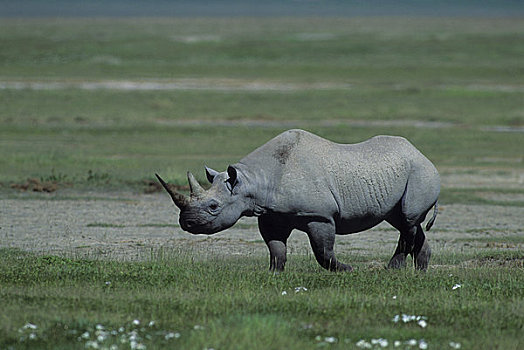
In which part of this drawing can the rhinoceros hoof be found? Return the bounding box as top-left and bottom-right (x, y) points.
(387, 254), (407, 269)
(339, 264), (354, 272)
(414, 247), (431, 271)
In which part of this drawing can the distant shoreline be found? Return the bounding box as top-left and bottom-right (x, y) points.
(2, 0), (524, 18)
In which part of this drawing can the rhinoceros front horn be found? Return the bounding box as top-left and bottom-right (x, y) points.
(155, 173), (189, 209)
(187, 171), (205, 198)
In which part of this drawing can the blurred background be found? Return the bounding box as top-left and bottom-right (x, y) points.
(1, 0), (523, 204)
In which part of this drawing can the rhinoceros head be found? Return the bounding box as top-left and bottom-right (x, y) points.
(156, 166), (252, 234)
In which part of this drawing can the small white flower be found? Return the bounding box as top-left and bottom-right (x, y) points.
(405, 314), (424, 323)
(371, 338), (388, 347)
(81, 331), (90, 339)
(394, 340), (402, 347)
(130, 341), (147, 350)
(85, 340), (99, 349)
(128, 331), (139, 342)
(452, 284), (461, 290)
(281, 291), (287, 295)
(23, 323), (38, 330)
(165, 332), (181, 340)
(449, 342), (461, 349)
(148, 320), (155, 327)
(132, 319), (140, 326)
(95, 324), (104, 330)
(356, 339), (372, 349)
(295, 286), (308, 293)
(392, 295), (397, 299)
(118, 327), (125, 333)
(110, 345), (118, 350)
(394, 314), (427, 325)
(324, 336), (337, 343)
(194, 325), (204, 330)
(29, 333), (37, 340)
(406, 339), (418, 346)
(419, 340), (428, 349)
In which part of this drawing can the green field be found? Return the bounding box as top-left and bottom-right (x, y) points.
(1, 248), (523, 350)
(0, 17), (523, 190)
(0, 16), (523, 349)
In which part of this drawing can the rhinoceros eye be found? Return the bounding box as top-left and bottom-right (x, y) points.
(208, 200), (220, 212)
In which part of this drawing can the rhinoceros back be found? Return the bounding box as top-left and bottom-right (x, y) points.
(239, 129), (438, 232)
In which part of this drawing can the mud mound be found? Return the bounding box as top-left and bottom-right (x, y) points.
(10, 178), (62, 193)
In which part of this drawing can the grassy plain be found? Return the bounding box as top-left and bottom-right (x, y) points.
(1, 248), (523, 350)
(0, 16), (523, 349)
(0, 17), (523, 190)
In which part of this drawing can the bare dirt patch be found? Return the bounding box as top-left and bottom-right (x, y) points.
(1, 191), (522, 265)
(10, 178), (62, 193)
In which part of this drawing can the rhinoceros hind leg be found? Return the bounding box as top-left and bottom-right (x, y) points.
(387, 222), (431, 271)
(258, 215), (292, 272)
(387, 224), (416, 269)
(388, 253), (407, 269)
(411, 225), (431, 271)
(306, 221), (353, 272)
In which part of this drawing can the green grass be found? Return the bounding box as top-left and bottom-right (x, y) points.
(0, 17), (523, 193)
(1, 18), (523, 83)
(0, 248), (522, 350)
(439, 188), (524, 207)
(2, 87), (523, 127)
(0, 16), (523, 348)
(1, 123), (522, 200)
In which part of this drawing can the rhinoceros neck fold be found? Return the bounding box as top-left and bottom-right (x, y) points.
(233, 161), (271, 216)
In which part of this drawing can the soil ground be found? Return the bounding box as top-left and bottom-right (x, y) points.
(2, 187), (522, 266)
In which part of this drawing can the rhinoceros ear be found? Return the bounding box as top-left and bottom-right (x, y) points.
(226, 165), (239, 192)
(205, 166), (220, 184)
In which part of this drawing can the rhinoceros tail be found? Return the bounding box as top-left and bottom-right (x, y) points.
(425, 201), (438, 231)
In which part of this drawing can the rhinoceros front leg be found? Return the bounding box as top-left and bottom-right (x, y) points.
(258, 215), (292, 272)
(305, 220), (353, 272)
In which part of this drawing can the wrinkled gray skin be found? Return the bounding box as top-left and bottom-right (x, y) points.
(157, 129), (440, 272)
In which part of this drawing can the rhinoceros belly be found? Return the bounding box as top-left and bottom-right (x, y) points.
(329, 154), (409, 234)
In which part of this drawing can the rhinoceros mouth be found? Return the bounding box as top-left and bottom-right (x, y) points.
(179, 214), (219, 235)
(179, 212), (238, 235)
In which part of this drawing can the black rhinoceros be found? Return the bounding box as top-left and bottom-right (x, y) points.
(157, 129), (440, 271)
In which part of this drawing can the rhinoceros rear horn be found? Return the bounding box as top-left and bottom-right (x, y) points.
(187, 171), (205, 198)
(155, 173), (189, 209)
